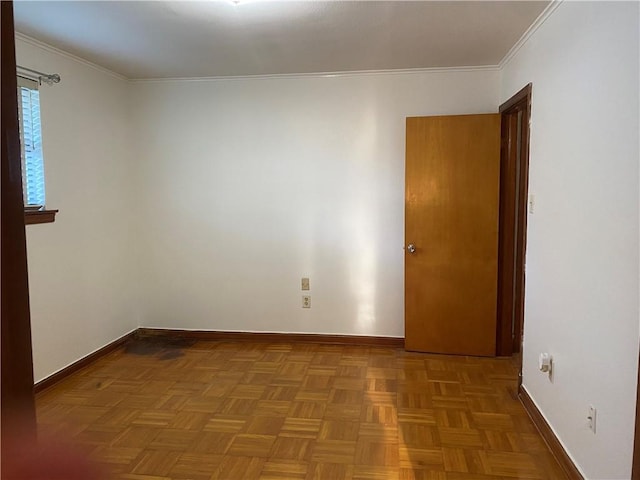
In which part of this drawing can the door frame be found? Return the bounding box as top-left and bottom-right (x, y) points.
(1, 0), (38, 459)
(496, 84), (532, 365)
(633, 351), (640, 479)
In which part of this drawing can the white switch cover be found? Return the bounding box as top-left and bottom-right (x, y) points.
(301, 278), (310, 290)
(528, 194), (535, 214)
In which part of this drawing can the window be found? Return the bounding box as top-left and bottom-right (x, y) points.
(17, 76), (56, 224)
(17, 76), (45, 206)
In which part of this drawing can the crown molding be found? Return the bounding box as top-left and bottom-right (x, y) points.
(129, 64), (500, 84)
(499, 0), (564, 69)
(11, 33), (502, 83)
(15, 32), (128, 82)
(18, 3), (558, 85)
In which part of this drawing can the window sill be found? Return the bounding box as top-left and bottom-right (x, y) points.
(25, 209), (58, 225)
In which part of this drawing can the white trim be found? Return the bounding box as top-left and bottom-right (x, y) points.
(129, 65), (500, 84)
(15, 32), (128, 82)
(499, 0), (564, 69)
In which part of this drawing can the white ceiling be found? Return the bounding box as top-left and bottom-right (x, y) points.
(14, 1), (549, 79)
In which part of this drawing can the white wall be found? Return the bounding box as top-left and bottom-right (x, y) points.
(16, 37), (139, 383)
(130, 70), (499, 337)
(500, 2), (639, 478)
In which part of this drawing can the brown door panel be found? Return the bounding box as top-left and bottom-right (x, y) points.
(405, 114), (500, 356)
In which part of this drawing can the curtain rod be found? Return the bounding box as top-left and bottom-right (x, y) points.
(17, 65), (61, 85)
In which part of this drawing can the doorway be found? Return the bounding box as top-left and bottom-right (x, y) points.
(404, 85), (532, 363)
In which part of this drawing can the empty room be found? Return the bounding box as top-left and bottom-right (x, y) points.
(1, 1), (639, 479)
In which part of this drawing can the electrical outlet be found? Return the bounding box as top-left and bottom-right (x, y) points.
(302, 295), (311, 308)
(588, 405), (596, 433)
(301, 278), (310, 290)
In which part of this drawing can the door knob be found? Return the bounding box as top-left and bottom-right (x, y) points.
(407, 243), (416, 254)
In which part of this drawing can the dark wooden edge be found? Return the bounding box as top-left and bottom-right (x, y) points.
(2, 0), (38, 454)
(499, 83), (532, 113)
(495, 112), (516, 357)
(136, 328), (405, 348)
(519, 386), (584, 480)
(496, 83), (532, 392)
(34, 330), (137, 394)
(632, 348), (640, 479)
(512, 95), (531, 359)
(25, 208), (58, 225)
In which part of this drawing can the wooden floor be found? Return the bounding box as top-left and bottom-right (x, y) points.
(35, 338), (567, 479)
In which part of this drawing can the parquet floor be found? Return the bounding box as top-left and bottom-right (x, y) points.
(35, 338), (567, 479)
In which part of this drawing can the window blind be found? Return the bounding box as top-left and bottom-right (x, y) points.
(17, 76), (45, 207)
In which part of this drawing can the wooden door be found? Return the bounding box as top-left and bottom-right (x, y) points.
(405, 114), (500, 356)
